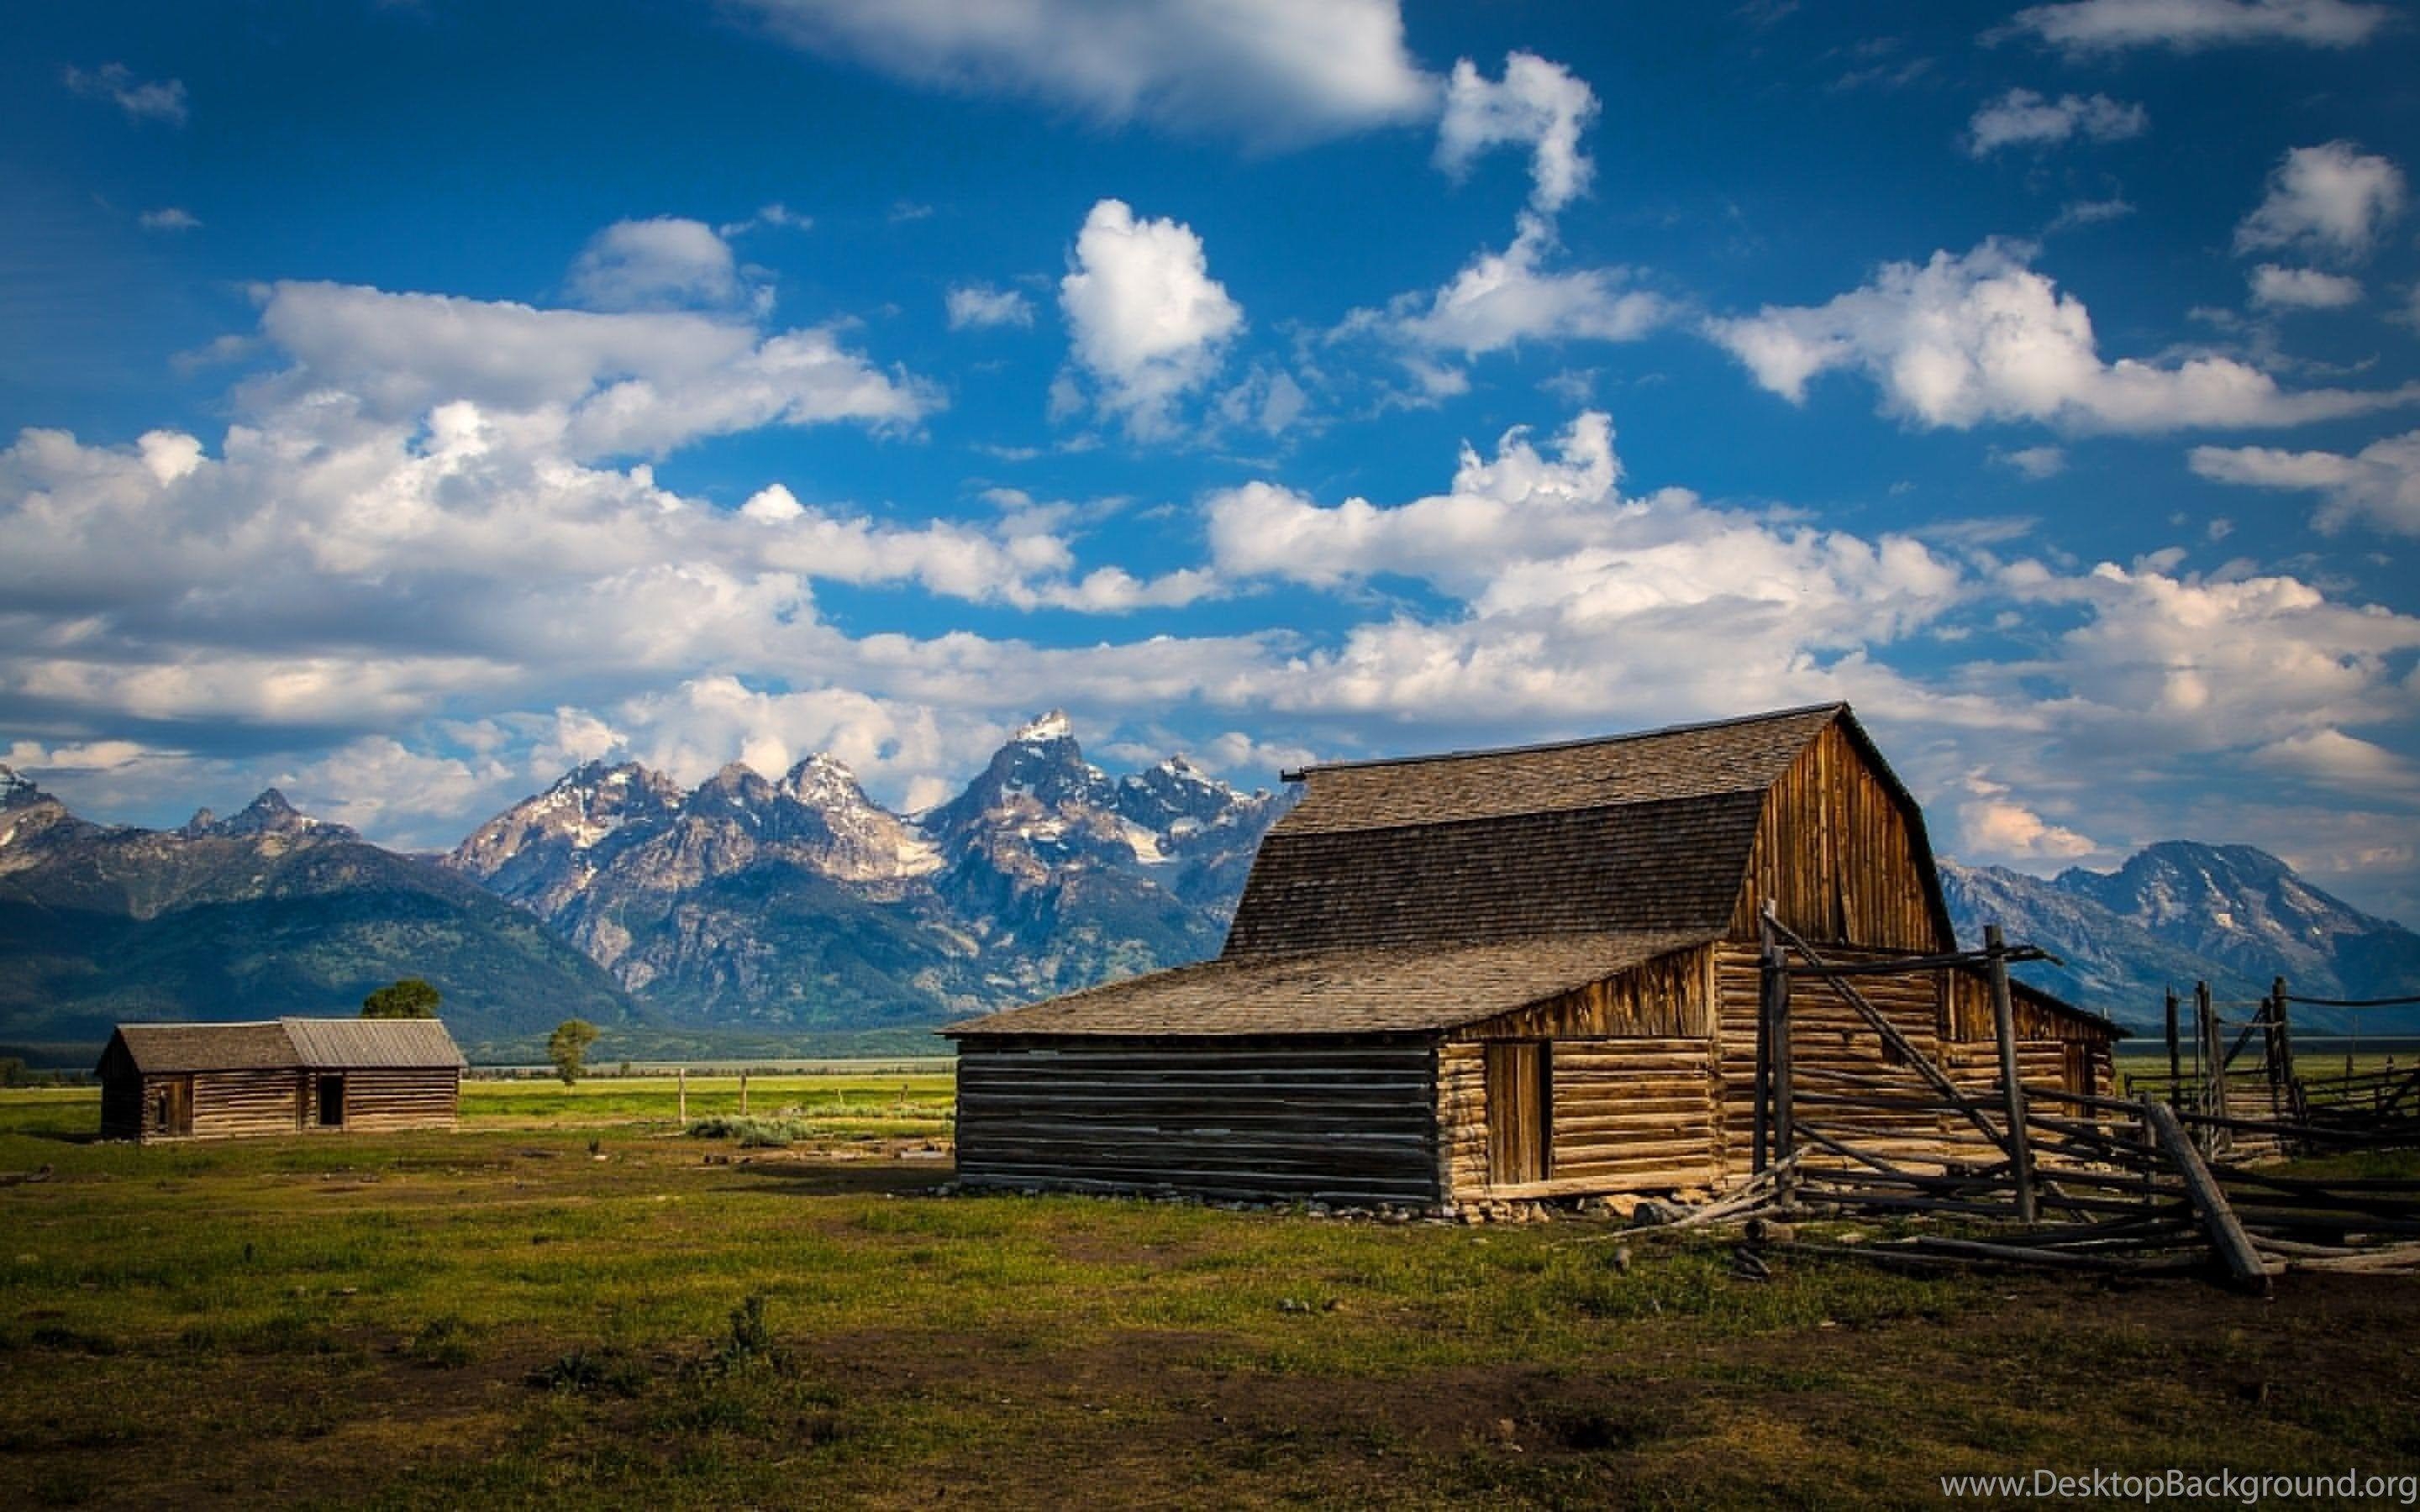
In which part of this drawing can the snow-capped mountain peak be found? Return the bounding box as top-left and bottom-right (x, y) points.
(781, 751), (866, 807)
(1014, 709), (1074, 744)
(0, 765), (81, 855)
(434, 716), (1292, 1019)
(0, 764), (43, 810)
(204, 788), (352, 841)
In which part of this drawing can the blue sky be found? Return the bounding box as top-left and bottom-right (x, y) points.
(4, 0), (2420, 916)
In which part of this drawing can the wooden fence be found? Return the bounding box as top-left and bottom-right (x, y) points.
(1708, 907), (2420, 1293)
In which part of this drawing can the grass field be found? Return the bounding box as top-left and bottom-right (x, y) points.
(4, 1084), (2418, 1508)
(451, 1074), (957, 1133)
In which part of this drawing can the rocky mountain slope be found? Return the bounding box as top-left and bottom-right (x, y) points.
(442, 713), (1289, 1027)
(1944, 843), (2420, 1031)
(0, 769), (634, 1055)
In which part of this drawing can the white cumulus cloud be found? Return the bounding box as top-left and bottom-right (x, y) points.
(1058, 198), (1244, 437)
(2002, 0), (2392, 54)
(2252, 727), (2420, 796)
(1435, 52), (1598, 213)
(1332, 213), (1663, 404)
(567, 217), (758, 312)
(2248, 264), (2364, 309)
(1964, 89), (2147, 155)
(61, 62), (187, 125)
(1706, 239), (2420, 433)
(2190, 430), (2420, 534)
(252, 278), (931, 459)
(1994, 444), (2069, 479)
(1959, 771), (2100, 859)
(946, 284), (1036, 330)
(2234, 141), (2408, 262)
(735, 0), (1436, 147)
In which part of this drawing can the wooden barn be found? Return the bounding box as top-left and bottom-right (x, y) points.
(944, 704), (2121, 1207)
(97, 1017), (466, 1143)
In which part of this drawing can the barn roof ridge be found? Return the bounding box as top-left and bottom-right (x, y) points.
(1279, 701), (1849, 782)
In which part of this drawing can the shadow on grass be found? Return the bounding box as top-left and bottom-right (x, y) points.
(713, 1156), (954, 1199)
(17, 1127), (101, 1147)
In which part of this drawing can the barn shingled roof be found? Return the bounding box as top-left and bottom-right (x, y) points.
(945, 931), (1714, 1038)
(104, 1017), (466, 1074)
(1222, 704), (1885, 958)
(1267, 703), (1843, 834)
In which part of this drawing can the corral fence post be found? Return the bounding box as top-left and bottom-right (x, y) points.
(1753, 916), (1773, 1175)
(1758, 904), (1793, 1186)
(1985, 923), (2036, 1225)
(2270, 976), (2303, 1124)
(2197, 977), (2217, 1108)
(678, 1065), (687, 1122)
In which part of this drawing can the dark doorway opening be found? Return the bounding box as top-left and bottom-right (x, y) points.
(317, 1074), (345, 1128)
(149, 1077), (192, 1138)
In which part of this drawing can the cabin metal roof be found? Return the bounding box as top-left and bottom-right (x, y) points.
(103, 1017), (466, 1074)
(281, 1017), (466, 1069)
(944, 931), (1718, 1038)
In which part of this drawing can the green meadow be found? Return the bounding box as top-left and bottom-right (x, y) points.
(3, 1083), (2417, 1508)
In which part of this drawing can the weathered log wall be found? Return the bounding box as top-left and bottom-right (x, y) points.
(1438, 1035), (1723, 1200)
(1452, 946), (1714, 1042)
(1438, 946), (1723, 1200)
(187, 1068), (307, 1141)
(1946, 972), (2112, 1044)
(309, 1069), (461, 1133)
(115, 1067), (460, 1142)
(1714, 942), (1949, 1164)
(955, 1039), (1440, 1205)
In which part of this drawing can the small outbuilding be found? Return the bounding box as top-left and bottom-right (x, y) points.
(97, 1017), (466, 1142)
(944, 704), (2121, 1207)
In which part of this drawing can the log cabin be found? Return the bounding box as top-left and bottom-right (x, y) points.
(944, 703), (2121, 1207)
(97, 1017), (466, 1142)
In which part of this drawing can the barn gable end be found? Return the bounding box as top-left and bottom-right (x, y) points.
(1724, 715), (1954, 953)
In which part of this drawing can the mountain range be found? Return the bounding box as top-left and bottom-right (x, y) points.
(0, 770), (631, 1060)
(4, 716), (2417, 1061)
(443, 711), (1286, 1034)
(1940, 845), (2420, 1034)
(0, 714), (1287, 1058)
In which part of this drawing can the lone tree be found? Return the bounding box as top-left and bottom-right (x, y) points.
(362, 978), (442, 1019)
(548, 1019), (599, 1086)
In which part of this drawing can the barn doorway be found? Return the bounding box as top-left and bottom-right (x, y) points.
(316, 1074), (345, 1127)
(148, 1077), (192, 1138)
(1486, 1042), (1551, 1185)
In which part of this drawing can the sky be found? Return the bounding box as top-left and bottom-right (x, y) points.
(4, 0), (2420, 917)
